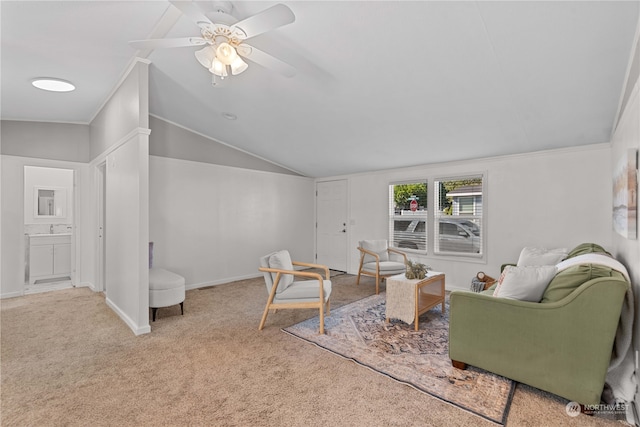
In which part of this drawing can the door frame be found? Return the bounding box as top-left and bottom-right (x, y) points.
(96, 161), (107, 292)
(22, 164), (78, 293)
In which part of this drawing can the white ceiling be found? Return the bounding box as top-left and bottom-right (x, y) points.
(2, 1), (638, 177)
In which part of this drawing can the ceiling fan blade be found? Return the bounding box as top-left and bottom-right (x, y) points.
(169, 1), (216, 31)
(237, 44), (296, 78)
(231, 4), (295, 39)
(129, 37), (207, 50)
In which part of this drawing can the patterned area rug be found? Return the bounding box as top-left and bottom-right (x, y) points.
(283, 294), (515, 425)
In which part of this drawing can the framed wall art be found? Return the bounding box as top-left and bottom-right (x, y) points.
(613, 148), (638, 239)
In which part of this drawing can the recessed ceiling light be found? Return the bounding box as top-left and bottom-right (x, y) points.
(222, 112), (237, 120)
(31, 78), (76, 92)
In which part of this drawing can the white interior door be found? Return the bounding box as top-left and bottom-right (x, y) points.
(316, 180), (348, 272)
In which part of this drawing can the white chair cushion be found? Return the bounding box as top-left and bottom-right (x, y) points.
(149, 268), (185, 308)
(362, 261), (406, 274)
(274, 279), (332, 303)
(360, 240), (389, 263)
(268, 250), (294, 292)
(149, 268), (185, 290)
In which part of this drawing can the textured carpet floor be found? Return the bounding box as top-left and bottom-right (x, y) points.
(0, 273), (629, 426)
(284, 294), (514, 424)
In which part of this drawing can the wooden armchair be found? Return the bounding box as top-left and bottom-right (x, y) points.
(258, 250), (332, 334)
(356, 240), (408, 294)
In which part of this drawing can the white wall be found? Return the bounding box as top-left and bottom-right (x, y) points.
(149, 116), (301, 176)
(90, 62), (149, 161)
(149, 156), (315, 288)
(1, 156), (30, 297)
(321, 143), (612, 290)
(611, 40), (640, 410)
(105, 134), (150, 333)
(89, 59), (150, 335)
(1, 120), (90, 162)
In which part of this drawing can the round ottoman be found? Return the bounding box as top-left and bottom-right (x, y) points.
(149, 267), (185, 321)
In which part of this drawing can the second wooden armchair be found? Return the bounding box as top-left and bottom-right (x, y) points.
(356, 240), (408, 294)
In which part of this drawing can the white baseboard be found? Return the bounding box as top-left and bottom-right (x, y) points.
(105, 296), (151, 336)
(0, 290), (23, 299)
(2, 282), (96, 299)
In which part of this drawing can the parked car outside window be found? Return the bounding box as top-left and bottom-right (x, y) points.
(393, 218), (480, 253)
(394, 219), (427, 251)
(437, 219), (480, 253)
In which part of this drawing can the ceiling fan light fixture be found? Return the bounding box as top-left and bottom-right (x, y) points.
(215, 42), (238, 65)
(209, 57), (228, 77)
(130, 3), (296, 83)
(230, 56), (248, 75)
(195, 46), (216, 69)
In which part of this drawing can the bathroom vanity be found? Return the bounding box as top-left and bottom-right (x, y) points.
(28, 234), (71, 285)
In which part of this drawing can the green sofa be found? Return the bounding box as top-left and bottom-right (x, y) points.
(449, 244), (630, 405)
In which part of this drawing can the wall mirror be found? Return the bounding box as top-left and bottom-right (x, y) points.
(34, 187), (67, 218)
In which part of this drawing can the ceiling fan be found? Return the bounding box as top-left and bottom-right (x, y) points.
(130, 1), (296, 81)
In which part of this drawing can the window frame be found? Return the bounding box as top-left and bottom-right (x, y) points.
(433, 174), (486, 259)
(388, 180), (428, 254)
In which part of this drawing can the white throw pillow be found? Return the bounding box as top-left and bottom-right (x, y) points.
(494, 265), (557, 302)
(517, 247), (568, 267)
(492, 269), (509, 297)
(360, 240), (389, 263)
(268, 250), (294, 292)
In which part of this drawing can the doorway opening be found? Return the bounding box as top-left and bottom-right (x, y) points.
(23, 166), (75, 294)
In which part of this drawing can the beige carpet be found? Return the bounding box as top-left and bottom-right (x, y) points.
(0, 273), (630, 426)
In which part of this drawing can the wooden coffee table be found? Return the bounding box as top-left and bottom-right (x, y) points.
(385, 272), (445, 331)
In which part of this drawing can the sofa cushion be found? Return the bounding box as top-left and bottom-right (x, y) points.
(517, 247), (568, 266)
(541, 264), (625, 303)
(268, 250), (294, 293)
(493, 265), (557, 302)
(538, 243), (616, 303)
(564, 243), (610, 260)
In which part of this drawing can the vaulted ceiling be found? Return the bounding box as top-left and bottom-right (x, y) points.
(2, 1), (638, 177)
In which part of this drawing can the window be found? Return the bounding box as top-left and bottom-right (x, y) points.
(457, 196), (475, 215)
(434, 176), (484, 256)
(389, 181), (427, 252)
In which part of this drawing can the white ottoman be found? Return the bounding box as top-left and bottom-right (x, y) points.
(149, 267), (185, 321)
